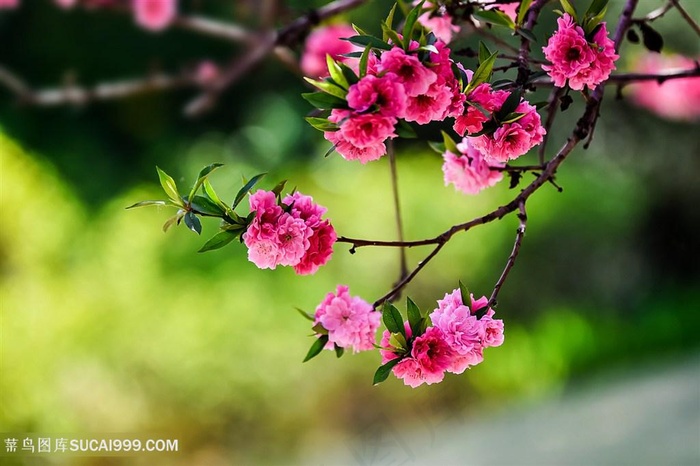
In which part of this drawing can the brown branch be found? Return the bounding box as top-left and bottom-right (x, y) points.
(669, 0), (700, 37)
(538, 86), (565, 164)
(515, 0), (550, 86)
(488, 201), (527, 308)
(173, 16), (254, 43)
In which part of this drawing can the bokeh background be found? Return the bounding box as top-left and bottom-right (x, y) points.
(1, 1), (699, 465)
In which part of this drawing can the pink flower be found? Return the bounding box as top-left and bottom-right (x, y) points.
(542, 14), (618, 90)
(301, 24), (361, 78)
(380, 322), (413, 364)
(244, 190), (335, 273)
(454, 83), (509, 136)
(0, 0), (18, 8)
(314, 285), (381, 353)
(471, 124), (533, 163)
(628, 53), (700, 121)
(392, 358), (427, 388)
(347, 73), (407, 117)
(337, 112), (397, 148)
(284, 192), (336, 275)
(380, 47), (437, 96)
(133, 0), (176, 32)
(416, 1), (460, 43)
(479, 309), (505, 348)
(403, 83), (453, 124)
(442, 139), (504, 194)
(391, 327), (454, 387)
(324, 130), (387, 164)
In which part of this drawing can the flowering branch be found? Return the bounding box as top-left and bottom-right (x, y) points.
(488, 201), (527, 308)
(668, 0), (700, 37)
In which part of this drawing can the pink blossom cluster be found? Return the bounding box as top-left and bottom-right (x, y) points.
(242, 190), (336, 275)
(0, 0), (18, 9)
(300, 24), (362, 78)
(454, 83), (546, 163)
(442, 138), (504, 194)
(133, 0), (176, 32)
(628, 53), (700, 121)
(314, 285), (381, 353)
(416, 1), (460, 43)
(381, 288), (504, 387)
(324, 39), (464, 163)
(542, 14), (618, 91)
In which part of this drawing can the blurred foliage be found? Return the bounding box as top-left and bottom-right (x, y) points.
(1, 1), (700, 465)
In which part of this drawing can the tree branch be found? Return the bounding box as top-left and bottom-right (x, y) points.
(488, 201), (527, 308)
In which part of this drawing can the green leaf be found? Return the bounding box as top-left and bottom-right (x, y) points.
(515, 27), (537, 43)
(188, 195), (225, 217)
(384, 2), (398, 30)
(311, 322), (328, 335)
(403, 0), (424, 49)
(373, 358), (402, 385)
(303, 77), (348, 99)
(343, 35), (392, 51)
(188, 163), (224, 200)
(467, 50), (498, 92)
(162, 213), (181, 233)
(184, 211), (202, 235)
(305, 117), (338, 132)
(352, 23), (369, 36)
(419, 316), (431, 334)
(382, 301), (405, 337)
(326, 54), (349, 90)
(441, 130), (459, 154)
(585, 0), (608, 18)
(338, 62), (359, 86)
(517, 0), (533, 26)
(501, 112), (527, 124)
(295, 307), (315, 321)
(478, 41), (492, 64)
(559, 0), (578, 21)
(156, 167), (182, 206)
(395, 120), (417, 139)
(301, 91), (348, 109)
(358, 45), (372, 78)
(232, 173), (266, 210)
(473, 9), (516, 29)
(406, 297), (422, 337)
(323, 143), (337, 158)
(389, 332), (407, 351)
(202, 179), (229, 213)
(428, 141), (446, 154)
(459, 280), (471, 307)
(198, 230), (238, 253)
(271, 179), (287, 198)
(125, 200), (169, 209)
(495, 88), (523, 122)
(303, 335), (329, 362)
(334, 344), (345, 358)
(381, 21), (404, 48)
(584, 5), (608, 36)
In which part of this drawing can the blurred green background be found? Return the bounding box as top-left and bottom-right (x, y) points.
(1, 1), (699, 465)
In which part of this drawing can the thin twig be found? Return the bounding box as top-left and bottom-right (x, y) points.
(515, 0), (550, 86)
(538, 87), (565, 164)
(387, 140), (409, 300)
(669, 0), (700, 37)
(488, 201), (527, 308)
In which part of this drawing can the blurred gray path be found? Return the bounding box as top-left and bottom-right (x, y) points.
(304, 355), (700, 466)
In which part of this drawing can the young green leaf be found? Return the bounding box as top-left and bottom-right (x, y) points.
(395, 120), (417, 139)
(459, 280), (471, 306)
(373, 358), (402, 385)
(384, 2), (398, 30)
(517, 0), (534, 26)
(382, 301), (405, 337)
(232, 173), (266, 210)
(473, 9), (516, 30)
(428, 141), (446, 154)
(162, 213), (182, 233)
(406, 297), (422, 337)
(188, 163), (224, 200)
(495, 89), (523, 122)
(326, 54), (349, 90)
(334, 344), (345, 358)
(358, 45), (372, 78)
(188, 195), (225, 217)
(198, 230), (238, 253)
(381, 21), (404, 48)
(467, 50), (498, 92)
(303, 77), (348, 99)
(295, 307), (315, 321)
(271, 179), (287, 198)
(559, 0), (578, 21)
(305, 117), (338, 132)
(478, 41), (492, 64)
(585, 0), (608, 18)
(301, 91), (347, 109)
(441, 130), (459, 154)
(303, 335), (329, 362)
(389, 332), (408, 351)
(343, 35), (392, 51)
(126, 200), (169, 209)
(184, 211), (202, 235)
(203, 178), (229, 213)
(402, 0), (425, 49)
(156, 167), (182, 206)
